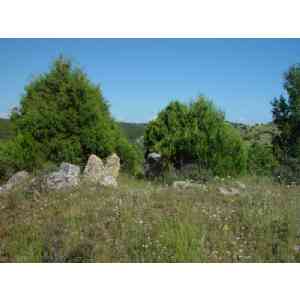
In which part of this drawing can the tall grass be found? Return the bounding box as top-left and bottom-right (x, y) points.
(0, 175), (299, 262)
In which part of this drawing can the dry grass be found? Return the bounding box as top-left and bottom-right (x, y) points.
(0, 175), (299, 262)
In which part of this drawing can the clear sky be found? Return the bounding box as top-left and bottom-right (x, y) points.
(1, 38), (300, 124)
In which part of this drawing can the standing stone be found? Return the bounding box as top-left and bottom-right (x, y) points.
(83, 154), (105, 183)
(46, 163), (80, 190)
(105, 153), (120, 178)
(101, 175), (118, 188)
(144, 152), (163, 178)
(83, 154), (120, 187)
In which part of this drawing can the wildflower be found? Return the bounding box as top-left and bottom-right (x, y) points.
(223, 224), (229, 231)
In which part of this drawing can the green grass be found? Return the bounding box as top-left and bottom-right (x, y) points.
(0, 175), (299, 262)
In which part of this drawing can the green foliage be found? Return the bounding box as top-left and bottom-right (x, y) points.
(247, 142), (277, 176)
(271, 64), (300, 182)
(234, 122), (277, 146)
(273, 157), (300, 184)
(272, 64), (300, 161)
(144, 96), (247, 176)
(118, 122), (147, 143)
(0, 118), (13, 140)
(0, 134), (44, 180)
(115, 133), (143, 176)
(7, 56), (139, 174)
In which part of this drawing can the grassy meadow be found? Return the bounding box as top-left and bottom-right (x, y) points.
(1, 174), (299, 263)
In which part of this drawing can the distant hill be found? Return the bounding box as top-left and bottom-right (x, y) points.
(0, 118), (147, 144)
(230, 122), (277, 145)
(118, 122), (147, 143)
(0, 117), (276, 147)
(0, 118), (13, 141)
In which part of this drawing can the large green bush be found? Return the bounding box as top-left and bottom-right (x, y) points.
(0, 134), (44, 180)
(247, 142), (278, 176)
(5, 56), (139, 175)
(271, 64), (300, 182)
(272, 64), (300, 161)
(144, 96), (247, 177)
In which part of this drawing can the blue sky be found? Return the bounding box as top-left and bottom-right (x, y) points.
(1, 38), (300, 124)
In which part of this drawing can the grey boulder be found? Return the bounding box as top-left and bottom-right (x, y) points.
(144, 152), (163, 178)
(172, 180), (208, 191)
(46, 163), (80, 190)
(0, 170), (30, 193)
(218, 187), (240, 196)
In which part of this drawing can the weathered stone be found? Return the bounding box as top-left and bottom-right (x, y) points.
(83, 154), (120, 187)
(105, 153), (120, 178)
(294, 245), (300, 253)
(172, 181), (188, 189)
(148, 152), (161, 160)
(46, 163), (80, 190)
(83, 154), (105, 183)
(100, 175), (118, 187)
(172, 180), (207, 191)
(218, 187), (240, 196)
(235, 181), (246, 190)
(0, 170), (30, 193)
(144, 152), (163, 178)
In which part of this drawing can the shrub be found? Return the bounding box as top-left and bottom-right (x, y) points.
(273, 157), (300, 184)
(8, 56), (139, 174)
(0, 134), (44, 180)
(115, 135), (143, 176)
(247, 142), (278, 176)
(144, 96), (247, 177)
(272, 64), (300, 161)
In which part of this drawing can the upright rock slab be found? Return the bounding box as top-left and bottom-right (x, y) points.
(144, 152), (163, 178)
(83, 153), (120, 187)
(105, 153), (120, 179)
(83, 154), (105, 184)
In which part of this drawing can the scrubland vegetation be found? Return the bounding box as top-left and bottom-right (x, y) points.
(1, 57), (300, 262)
(0, 175), (299, 262)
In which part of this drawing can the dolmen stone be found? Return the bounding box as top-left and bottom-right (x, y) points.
(46, 162), (80, 190)
(0, 170), (30, 194)
(83, 153), (120, 187)
(144, 152), (163, 178)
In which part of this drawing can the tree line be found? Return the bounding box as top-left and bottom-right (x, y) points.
(0, 56), (299, 182)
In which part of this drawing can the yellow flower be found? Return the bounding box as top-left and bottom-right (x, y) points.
(223, 224), (229, 231)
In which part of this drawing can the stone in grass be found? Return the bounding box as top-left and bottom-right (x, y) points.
(100, 175), (118, 188)
(294, 245), (300, 253)
(172, 180), (208, 191)
(105, 153), (120, 179)
(0, 170), (30, 193)
(83, 154), (120, 187)
(83, 154), (105, 184)
(218, 187), (240, 196)
(235, 181), (246, 190)
(46, 162), (80, 191)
